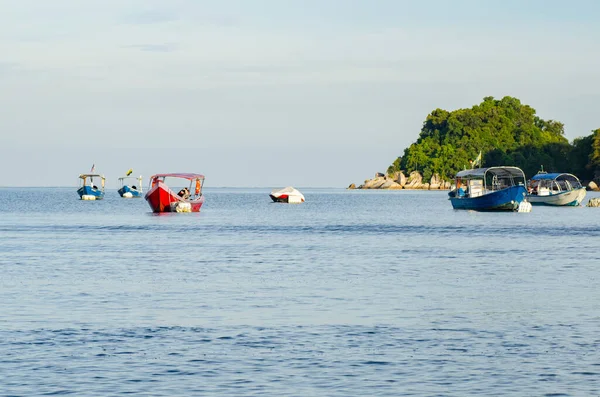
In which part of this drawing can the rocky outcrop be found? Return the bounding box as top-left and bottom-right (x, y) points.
(351, 172), (450, 190)
(404, 171), (423, 189)
(587, 181), (599, 191)
(587, 198), (600, 207)
(429, 174), (443, 189)
(348, 183), (356, 189)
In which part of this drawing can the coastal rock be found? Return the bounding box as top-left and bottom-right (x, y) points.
(404, 171), (423, 189)
(380, 179), (402, 189)
(587, 198), (600, 207)
(588, 181), (599, 191)
(429, 173), (442, 189)
(395, 172), (407, 187)
(360, 176), (386, 189)
(351, 170), (450, 190)
(379, 178), (398, 189)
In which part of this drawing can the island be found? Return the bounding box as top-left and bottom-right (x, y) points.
(350, 96), (600, 190)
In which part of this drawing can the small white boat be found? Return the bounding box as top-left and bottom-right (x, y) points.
(269, 187), (305, 203)
(527, 172), (586, 206)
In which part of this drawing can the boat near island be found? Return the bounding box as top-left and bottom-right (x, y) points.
(270, 187), (305, 203)
(448, 166), (530, 212)
(118, 169), (143, 198)
(144, 173), (205, 213)
(77, 172), (105, 200)
(527, 172), (586, 206)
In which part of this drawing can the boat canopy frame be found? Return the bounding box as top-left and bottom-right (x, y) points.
(148, 173), (205, 199)
(118, 175), (143, 190)
(78, 173), (106, 190)
(529, 172), (582, 193)
(454, 167), (526, 192)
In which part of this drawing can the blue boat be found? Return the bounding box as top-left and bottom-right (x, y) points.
(118, 174), (143, 198)
(448, 166), (529, 211)
(77, 173), (106, 200)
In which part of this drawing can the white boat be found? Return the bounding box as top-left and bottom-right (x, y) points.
(527, 172), (586, 206)
(269, 187), (305, 204)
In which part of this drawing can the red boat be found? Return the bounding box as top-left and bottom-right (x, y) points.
(144, 173), (205, 213)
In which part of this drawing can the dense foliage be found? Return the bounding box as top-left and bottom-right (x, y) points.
(388, 96), (598, 181)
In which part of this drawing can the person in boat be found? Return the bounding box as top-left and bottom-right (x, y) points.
(131, 185), (137, 190)
(178, 187), (190, 199)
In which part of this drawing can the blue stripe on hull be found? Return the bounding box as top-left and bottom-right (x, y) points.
(77, 186), (105, 199)
(530, 200), (580, 206)
(449, 186), (527, 211)
(118, 186), (142, 197)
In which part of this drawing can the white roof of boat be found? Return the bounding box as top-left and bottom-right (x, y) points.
(455, 166), (525, 179)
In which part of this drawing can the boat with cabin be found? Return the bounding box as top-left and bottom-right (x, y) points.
(527, 172), (586, 206)
(448, 166), (530, 211)
(118, 169), (143, 198)
(77, 173), (106, 200)
(144, 173), (205, 213)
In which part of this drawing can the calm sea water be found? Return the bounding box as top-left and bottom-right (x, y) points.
(1, 187), (600, 396)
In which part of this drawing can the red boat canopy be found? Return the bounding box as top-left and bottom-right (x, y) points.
(149, 173), (205, 181)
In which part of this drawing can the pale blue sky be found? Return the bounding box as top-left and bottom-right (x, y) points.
(1, 0), (599, 187)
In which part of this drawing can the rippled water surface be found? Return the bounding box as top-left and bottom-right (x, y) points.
(1, 187), (600, 396)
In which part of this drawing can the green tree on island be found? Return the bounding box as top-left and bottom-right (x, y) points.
(388, 96), (598, 181)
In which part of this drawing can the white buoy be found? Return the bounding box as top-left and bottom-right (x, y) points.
(518, 201), (532, 213)
(81, 195), (96, 200)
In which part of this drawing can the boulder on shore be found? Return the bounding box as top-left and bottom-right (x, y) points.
(396, 172), (407, 187)
(587, 198), (600, 207)
(404, 171), (423, 189)
(587, 181), (599, 191)
(429, 173), (442, 189)
(348, 183), (356, 189)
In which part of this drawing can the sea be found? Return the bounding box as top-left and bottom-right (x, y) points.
(1, 187), (599, 396)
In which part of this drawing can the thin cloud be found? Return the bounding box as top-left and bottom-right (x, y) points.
(125, 43), (178, 53)
(120, 10), (179, 25)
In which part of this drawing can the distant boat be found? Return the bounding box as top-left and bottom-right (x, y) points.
(527, 172), (586, 206)
(448, 166), (529, 211)
(144, 173), (205, 213)
(77, 173), (106, 200)
(118, 173), (143, 198)
(270, 187), (305, 203)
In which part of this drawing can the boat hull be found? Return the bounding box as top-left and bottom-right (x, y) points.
(144, 182), (204, 213)
(527, 187), (586, 206)
(118, 186), (142, 198)
(77, 186), (105, 200)
(449, 185), (527, 211)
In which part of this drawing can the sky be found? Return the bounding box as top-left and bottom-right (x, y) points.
(1, 0), (600, 187)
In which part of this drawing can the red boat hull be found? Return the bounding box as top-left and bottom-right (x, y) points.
(144, 182), (204, 213)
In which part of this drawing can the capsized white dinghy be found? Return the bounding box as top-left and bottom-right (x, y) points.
(270, 187), (305, 203)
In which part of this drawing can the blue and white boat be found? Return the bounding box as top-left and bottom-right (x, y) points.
(448, 166), (529, 211)
(527, 172), (586, 206)
(118, 173), (143, 198)
(77, 173), (106, 200)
